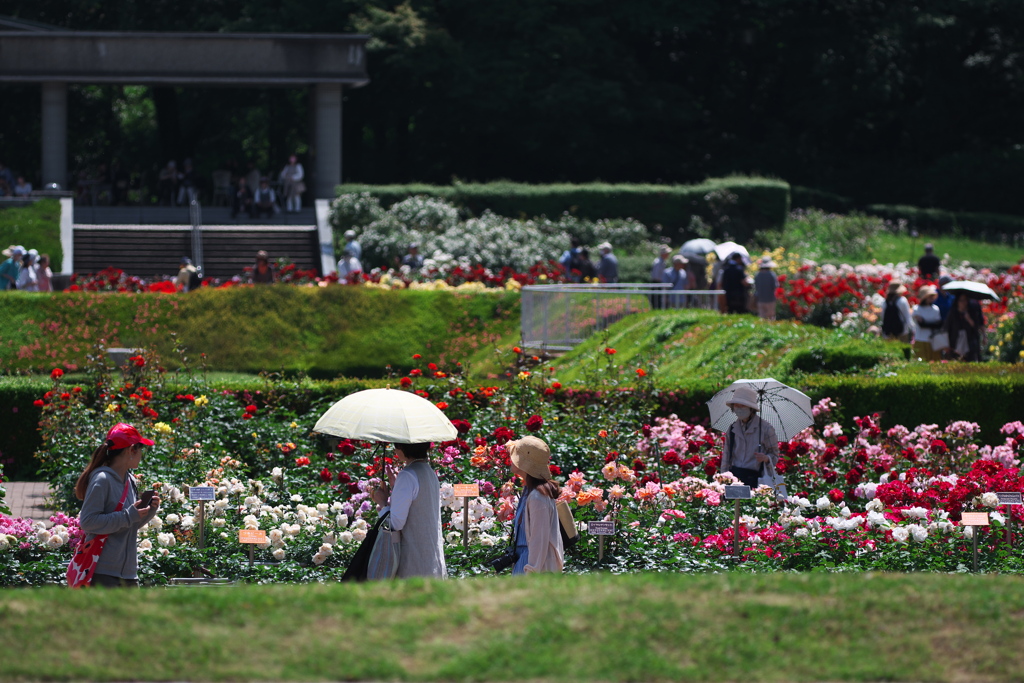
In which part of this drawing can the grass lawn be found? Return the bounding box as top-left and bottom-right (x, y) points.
(2, 572), (1024, 682)
(820, 231), (1022, 270)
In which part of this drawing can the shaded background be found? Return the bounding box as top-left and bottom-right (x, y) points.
(2, 0), (1023, 213)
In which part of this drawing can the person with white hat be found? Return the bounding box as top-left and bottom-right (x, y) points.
(16, 249), (39, 292)
(650, 245), (672, 309)
(596, 242), (618, 283)
(506, 436), (564, 575)
(754, 257), (778, 320)
(665, 254), (692, 309)
(912, 285), (943, 361)
(0, 245), (25, 291)
(720, 386), (779, 488)
(343, 229), (362, 260)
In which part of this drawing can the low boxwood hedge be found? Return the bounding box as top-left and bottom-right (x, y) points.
(335, 177), (791, 243)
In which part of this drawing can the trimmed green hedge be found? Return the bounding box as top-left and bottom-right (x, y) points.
(0, 377), (46, 480)
(0, 287), (520, 379)
(336, 177), (791, 243)
(864, 204), (1024, 241)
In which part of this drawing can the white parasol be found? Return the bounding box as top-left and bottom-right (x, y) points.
(314, 388), (458, 443)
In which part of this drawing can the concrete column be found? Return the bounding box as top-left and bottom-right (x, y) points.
(41, 82), (68, 189)
(313, 83), (343, 199)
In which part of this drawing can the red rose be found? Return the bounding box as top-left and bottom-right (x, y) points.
(512, 346), (522, 354)
(828, 488), (845, 503)
(604, 347), (616, 355)
(525, 414), (544, 432)
(50, 368), (64, 380)
(295, 456), (311, 466)
(451, 419), (472, 434)
(400, 377), (413, 386)
(428, 363), (438, 371)
(636, 368), (647, 377)
(662, 449), (681, 465)
(319, 467), (333, 482)
(337, 440), (356, 456)
(412, 354), (422, 359)
(245, 405), (258, 414)
(435, 401), (449, 410)
(493, 426), (515, 444)
(551, 382), (562, 390)
(410, 369), (422, 377)
(549, 464), (561, 476)
(337, 471), (352, 483)
(33, 399), (45, 407)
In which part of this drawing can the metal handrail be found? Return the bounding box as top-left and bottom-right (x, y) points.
(520, 283), (725, 351)
(188, 188), (204, 276)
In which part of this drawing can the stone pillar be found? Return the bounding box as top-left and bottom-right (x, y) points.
(41, 82), (68, 189)
(313, 83), (343, 199)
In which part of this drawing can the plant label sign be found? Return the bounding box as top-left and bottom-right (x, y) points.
(189, 486), (216, 501)
(453, 483), (479, 498)
(961, 512), (990, 526)
(588, 521), (616, 535)
(724, 485), (752, 500)
(997, 492), (1023, 506)
(238, 529), (267, 544)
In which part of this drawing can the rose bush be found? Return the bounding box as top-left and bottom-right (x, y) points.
(6, 348), (1024, 586)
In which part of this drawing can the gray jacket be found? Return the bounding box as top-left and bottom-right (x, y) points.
(78, 466), (154, 579)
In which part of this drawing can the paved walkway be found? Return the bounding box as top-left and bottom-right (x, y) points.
(2, 481), (57, 522)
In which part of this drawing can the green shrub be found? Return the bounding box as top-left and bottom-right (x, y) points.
(0, 199), (63, 269)
(336, 177), (791, 243)
(865, 204), (1024, 242)
(0, 376), (47, 480)
(764, 209), (890, 261)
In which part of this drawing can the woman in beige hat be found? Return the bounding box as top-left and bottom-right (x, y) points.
(912, 285), (943, 361)
(506, 436), (564, 575)
(719, 386), (779, 488)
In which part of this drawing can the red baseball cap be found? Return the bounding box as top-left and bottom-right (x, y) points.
(106, 423), (155, 449)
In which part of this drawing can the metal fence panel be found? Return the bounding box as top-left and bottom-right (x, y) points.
(520, 284), (724, 350)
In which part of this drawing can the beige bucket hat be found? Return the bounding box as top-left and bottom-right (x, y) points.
(726, 385), (760, 411)
(507, 435), (552, 481)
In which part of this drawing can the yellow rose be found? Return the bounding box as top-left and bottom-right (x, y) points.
(194, 395), (209, 407)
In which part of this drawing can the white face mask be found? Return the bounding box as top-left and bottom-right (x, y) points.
(732, 406), (753, 420)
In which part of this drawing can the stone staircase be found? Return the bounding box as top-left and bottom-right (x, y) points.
(72, 205), (325, 279)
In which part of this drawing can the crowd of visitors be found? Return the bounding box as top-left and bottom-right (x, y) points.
(880, 246), (987, 362)
(0, 245), (53, 291)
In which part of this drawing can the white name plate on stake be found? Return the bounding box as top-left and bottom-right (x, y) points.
(961, 512), (990, 526)
(997, 492), (1023, 506)
(189, 486), (216, 501)
(724, 485), (752, 500)
(588, 521), (616, 535)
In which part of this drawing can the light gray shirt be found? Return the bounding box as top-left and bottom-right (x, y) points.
(78, 466), (155, 579)
(721, 415), (780, 472)
(754, 269), (778, 303)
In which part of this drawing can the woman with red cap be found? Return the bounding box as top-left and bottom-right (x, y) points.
(74, 423), (159, 587)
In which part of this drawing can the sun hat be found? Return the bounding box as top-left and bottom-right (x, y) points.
(345, 230), (357, 239)
(659, 244), (672, 254)
(256, 250), (269, 261)
(726, 385), (760, 411)
(7, 245), (26, 258)
(106, 423), (155, 449)
(507, 435), (552, 481)
(597, 242), (613, 251)
(672, 254), (689, 265)
(917, 285), (938, 301)
(887, 281), (908, 296)
(759, 256), (776, 268)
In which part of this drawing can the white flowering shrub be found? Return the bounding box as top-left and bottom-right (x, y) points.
(330, 194), (653, 270)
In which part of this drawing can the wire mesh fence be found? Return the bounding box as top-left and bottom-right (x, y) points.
(520, 284), (724, 350)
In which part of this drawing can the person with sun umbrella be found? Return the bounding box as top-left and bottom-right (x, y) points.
(716, 385), (780, 488)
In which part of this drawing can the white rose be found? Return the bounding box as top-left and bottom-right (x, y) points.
(214, 498), (229, 510)
(157, 532), (176, 547)
(242, 515), (259, 530)
(165, 514), (180, 525)
(352, 528), (367, 542)
(339, 531), (354, 544)
(891, 527), (910, 543)
(981, 492), (1000, 508)
(211, 518), (226, 528)
(908, 524), (929, 543)
(793, 528), (809, 538)
(317, 503), (329, 513)
(47, 534), (65, 548)
(312, 552), (327, 565)
(138, 538), (153, 550)
(180, 515), (195, 530)
(271, 467), (284, 481)
(335, 514), (349, 528)
(865, 498), (884, 513)
(0, 537), (10, 551)
(318, 544), (334, 556)
(290, 494), (303, 502)
(272, 548), (286, 561)
(269, 529), (284, 543)
(36, 530), (51, 544)
(816, 496), (833, 511)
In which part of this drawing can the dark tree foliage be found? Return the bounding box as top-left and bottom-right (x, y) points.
(3, 0), (1024, 213)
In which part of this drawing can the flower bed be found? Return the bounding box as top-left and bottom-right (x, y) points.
(5, 348), (1024, 586)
